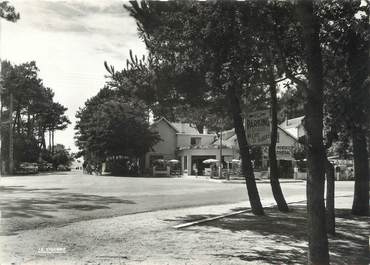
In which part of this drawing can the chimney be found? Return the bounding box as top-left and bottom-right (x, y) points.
(203, 126), (208, 135)
(181, 123), (185, 133)
(285, 113), (289, 126)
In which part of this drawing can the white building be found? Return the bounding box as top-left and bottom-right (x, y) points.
(145, 118), (237, 176)
(279, 116), (305, 140)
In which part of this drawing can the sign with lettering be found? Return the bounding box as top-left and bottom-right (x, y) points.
(262, 145), (295, 161)
(245, 110), (271, 146)
(276, 146), (294, 160)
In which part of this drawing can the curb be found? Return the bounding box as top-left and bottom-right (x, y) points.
(208, 179), (305, 184)
(173, 193), (351, 229)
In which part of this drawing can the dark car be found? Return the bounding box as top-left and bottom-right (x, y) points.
(57, 165), (71, 171)
(38, 162), (53, 172)
(17, 162), (39, 174)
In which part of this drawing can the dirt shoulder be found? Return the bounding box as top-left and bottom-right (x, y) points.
(1, 193), (367, 265)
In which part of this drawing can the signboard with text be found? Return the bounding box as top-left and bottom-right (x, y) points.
(245, 110), (271, 146)
(262, 146), (295, 161)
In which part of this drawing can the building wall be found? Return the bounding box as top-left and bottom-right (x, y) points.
(284, 127), (298, 139)
(261, 127), (299, 165)
(276, 129), (298, 161)
(277, 129), (297, 147)
(176, 134), (216, 148)
(145, 120), (177, 168)
(297, 124), (305, 139)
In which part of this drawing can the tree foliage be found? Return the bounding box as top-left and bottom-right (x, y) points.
(0, 1), (19, 22)
(75, 87), (160, 170)
(121, 1), (271, 214)
(0, 61), (70, 167)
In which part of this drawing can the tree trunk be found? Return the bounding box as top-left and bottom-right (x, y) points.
(8, 92), (14, 175)
(40, 126), (46, 150)
(227, 86), (264, 215)
(52, 130), (55, 154)
(27, 110), (32, 137)
(325, 158), (335, 235)
(347, 18), (369, 217)
(267, 63), (289, 212)
(296, 1), (329, 264)
(48, 130), (51, 151)
(15, 108), (21, 134)
(351, 131), (369, 216)
(0, 71), (2, 175)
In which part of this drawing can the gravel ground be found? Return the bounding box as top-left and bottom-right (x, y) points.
(1, 192), (367, 265)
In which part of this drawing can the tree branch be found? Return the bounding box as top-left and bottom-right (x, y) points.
(284, 70), (308, 89)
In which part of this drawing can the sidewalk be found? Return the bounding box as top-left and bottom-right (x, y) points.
(1, 193), (368, 265)
(184, 174), (304, 184)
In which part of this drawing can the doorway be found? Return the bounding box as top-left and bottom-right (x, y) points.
(191, 155), (216, 175)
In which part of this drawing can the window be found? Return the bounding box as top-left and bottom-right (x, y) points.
(190, 137), (201, 146)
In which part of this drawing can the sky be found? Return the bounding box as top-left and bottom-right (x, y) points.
(2, 0), (147, 152)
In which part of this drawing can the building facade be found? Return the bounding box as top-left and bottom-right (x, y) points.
(145, 118), (237, 176)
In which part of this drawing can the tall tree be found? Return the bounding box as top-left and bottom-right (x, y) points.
(0, 1), (19, 174)
(296, 1), (329, 264)
(123, 1), (266, 214)
(346, 2), (369, 216)
(244, 2), (296, 212)
(1, 61), (70, 169)
(75, 87), (160, 172)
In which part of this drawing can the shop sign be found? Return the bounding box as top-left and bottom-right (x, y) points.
(263, 145), (294, 161)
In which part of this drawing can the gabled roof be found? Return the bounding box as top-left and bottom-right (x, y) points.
(151, 117), (178, 132)
(151, 117), (200, 134)
(211, 129), (237, 147)
(211, 126), (299, 147)
(277, 126), (299, 142)
(171, 122), (199, 134)
(280, 116), (305, 129)
(221, 128), (236, 140)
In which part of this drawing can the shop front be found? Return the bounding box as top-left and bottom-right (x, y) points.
(178, 147), (236, 176)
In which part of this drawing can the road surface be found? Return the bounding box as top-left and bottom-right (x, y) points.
(0, 171), (353, 235)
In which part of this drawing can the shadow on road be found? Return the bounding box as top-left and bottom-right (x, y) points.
(0, 186), (66, 193)
(176, 206), (369, 265)
(0, 185), (136, 235)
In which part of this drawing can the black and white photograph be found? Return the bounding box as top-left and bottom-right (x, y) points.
(0, 0), (369, 264)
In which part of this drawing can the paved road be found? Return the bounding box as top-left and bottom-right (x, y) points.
(0, 171), (353, 235)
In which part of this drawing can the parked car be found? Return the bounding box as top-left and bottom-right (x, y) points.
(38, 162), (53, 172)
(17, 162), (39, 174)
(57, 165), (71, 171)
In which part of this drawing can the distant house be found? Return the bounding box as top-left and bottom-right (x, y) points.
(218, 120), (301, 178)
(145, 117), (237, 176)
(71, 159), (83, 170)
(279, 116), (305, 140)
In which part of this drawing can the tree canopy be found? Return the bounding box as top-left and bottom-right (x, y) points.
(1, 61), (70, 167)
(75, 87), (160, 169)
(0, 1), (19, 22)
